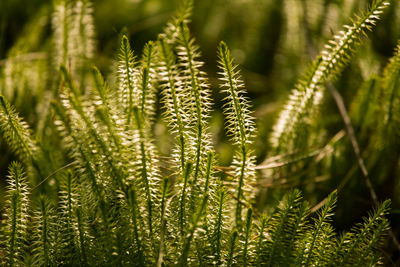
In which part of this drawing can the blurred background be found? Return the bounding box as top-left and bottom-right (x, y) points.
(1, 0), (400, 264)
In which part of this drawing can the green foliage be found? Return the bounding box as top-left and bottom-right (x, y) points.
(0, 162), (30, 266)
(0, 0), (397, 266)
(271, 0), (390, 154)
(31, 196), (56, 266)
(53, 0), (95, 86)
(218, 41), (256, 226)
(0, 96), (39, 167)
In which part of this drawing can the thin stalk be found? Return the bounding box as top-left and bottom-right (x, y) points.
(39, 198), (49, 266)
(243, 208), (253, 267)
(133, 107), (154, 236)
(76, 209), (88, 266)
(236, 149), (247, 225)
(215, 186), (225, 265)
(121, 36), (135, 126)
(180, 162), (193, 236)
(9, 193), (18, 267)
(128, 188), (145, 266)
(227, 231), (238, 267)
(157, 179), (169, 267)
(203, 151), (213, 194)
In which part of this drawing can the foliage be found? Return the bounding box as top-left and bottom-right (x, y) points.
(0, 0), (398, 265)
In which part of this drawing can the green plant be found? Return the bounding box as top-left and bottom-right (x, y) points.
(0, 0), (397, 265)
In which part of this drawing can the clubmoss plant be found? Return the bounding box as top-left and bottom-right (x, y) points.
(0, 0), (396, 266)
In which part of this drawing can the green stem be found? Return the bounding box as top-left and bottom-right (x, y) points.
(121, 36), (135, 126)
(243, 208), (252, 267)
(40, 198), (49, 266)
(76, 209), (88, 266)
(215, 186), (225, 265)
(227, 231), (238, 267)
(180, 162), (192, 236)
(128, 188), (145, 266)
(157, 179), (169, 267)
(256, 216), (268, 267)
(133, 107), (153, 236)
(9, 193), (18, 267)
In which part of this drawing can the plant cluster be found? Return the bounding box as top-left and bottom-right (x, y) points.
(0, 0), (398, 266)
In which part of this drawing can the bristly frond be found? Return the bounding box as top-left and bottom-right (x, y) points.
(262, 189), (308, 265)
(157, 34), (201, 264)
(176, 21), (213, 184)
(157, 36), (192, 171)
(91, 66), (129, 152)
(382, 41), (400, 92)
(59, 70), (155, 266)
(162, 0), (194, 45)
(159, 16), (213, 194)
(56, 67), (144, 261)
(329, 200), (391, 266)
(217, 42), (257, 225)
(56, 172), (80, 263)
(179, 192), (208, 266)
(207, 181), (229, 265)
(52, 0), (73, 69)
(0, 162), (30, 266)
(189, 152), (222, 264)
(137, 41), (158, 124)
(53, 0), (95, 86)
(255, 215), (269, 267)
(55, 172), (90, 266)
(32, 196), (56, 266)
(70, 0), (96, 67)
(376, 41), (400, 147)
(177, 22), (212, 123)
(0, 95), (39, 168)
(270, 0), (390, 153)
(217, 41), (255, 146)
(118, 35), (139, 126)
(297, 190), (337, 266)
(51, 97), (107, 203)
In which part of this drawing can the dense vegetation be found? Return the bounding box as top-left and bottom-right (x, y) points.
(0, 0), (399, 265)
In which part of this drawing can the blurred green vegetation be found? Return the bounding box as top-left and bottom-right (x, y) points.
(1, 0), (400, 263)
